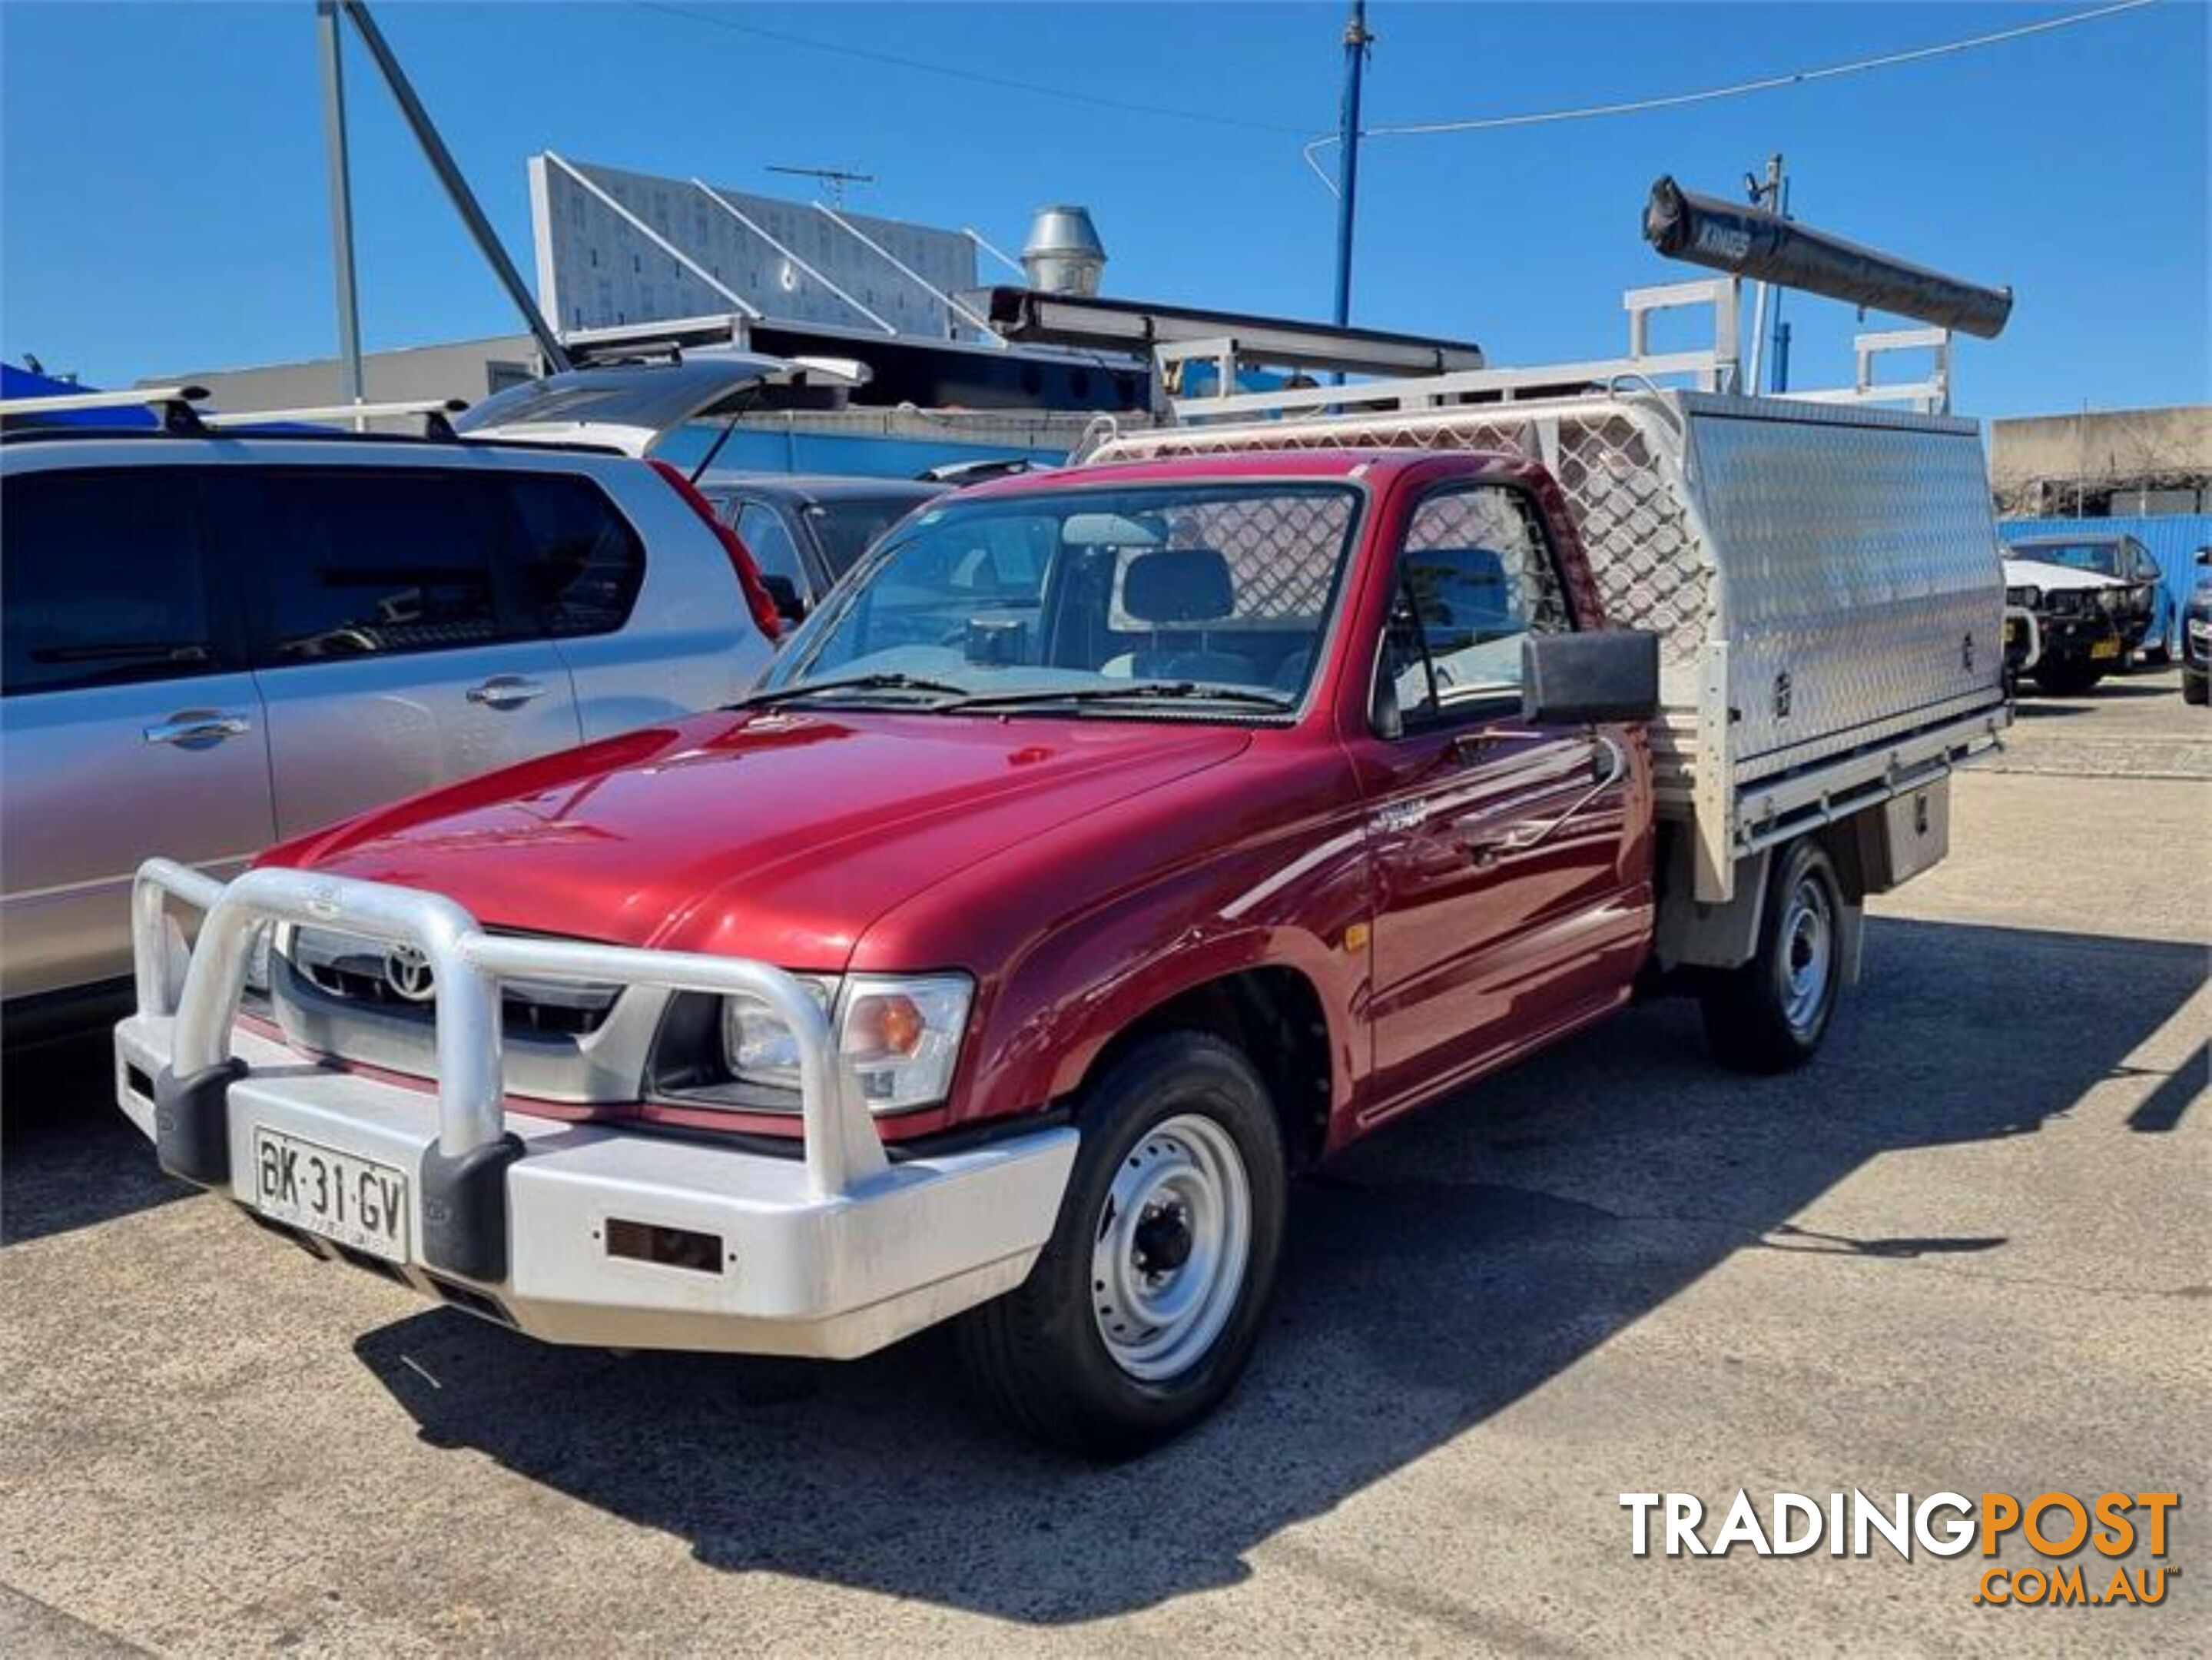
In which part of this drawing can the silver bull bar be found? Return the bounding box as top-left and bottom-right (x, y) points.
(131, 858), (887, 1280)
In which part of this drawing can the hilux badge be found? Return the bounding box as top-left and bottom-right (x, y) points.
(383, 945), (435, 1002)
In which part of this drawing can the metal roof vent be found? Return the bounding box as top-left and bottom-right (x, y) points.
(1021, 205), (1107, 297)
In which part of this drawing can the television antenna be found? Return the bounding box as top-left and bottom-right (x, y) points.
(767, 164), (874, 209)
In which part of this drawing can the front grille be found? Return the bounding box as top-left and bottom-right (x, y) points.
(287, 927), (620, 1038)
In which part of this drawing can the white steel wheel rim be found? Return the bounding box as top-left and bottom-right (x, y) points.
(1778, 875), (1834, 1035)
(1090, 1112), (1252, 1383)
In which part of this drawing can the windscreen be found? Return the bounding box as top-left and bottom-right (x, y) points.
(806, 496), (937, 576)
(761, 481), (1362, 714)
(2015, 542), (2123, 577)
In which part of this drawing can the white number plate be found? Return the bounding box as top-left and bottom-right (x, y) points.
(250, 1128), (410, 1264)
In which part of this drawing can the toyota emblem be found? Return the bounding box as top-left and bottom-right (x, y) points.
(382, 945), (435, 1003)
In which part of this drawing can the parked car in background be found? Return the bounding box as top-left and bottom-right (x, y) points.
(2005, 532), (2167, 664)
(2002, 556), (2131, 694)
(2183, 549), (2212, 707)
(695, 473), (947, 627)
(1998, 540), (2041, 696)
(0, 406), (777, 1032)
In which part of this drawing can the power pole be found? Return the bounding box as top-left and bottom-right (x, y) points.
(1746, 153), (1784, 396)
(315, 1), (366, 427)
(339, 0), (571, 372)
(1331, 1), (1372, 327)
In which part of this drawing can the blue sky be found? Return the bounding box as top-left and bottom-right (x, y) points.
(1, 2), (2204, 417)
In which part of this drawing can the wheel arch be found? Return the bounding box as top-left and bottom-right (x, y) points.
(1070, 960), (1340, 1173)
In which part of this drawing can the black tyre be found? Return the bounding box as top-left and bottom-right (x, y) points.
(1700, 838), (1846, 1074)
(2032, 658), (2104, 696)
(2184, 673), (2208, 708)
(957, 1031), (1287, 1459)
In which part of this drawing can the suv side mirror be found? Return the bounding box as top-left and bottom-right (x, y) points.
(1522, 631), (1660, 725)
(760, 573), (807, 625)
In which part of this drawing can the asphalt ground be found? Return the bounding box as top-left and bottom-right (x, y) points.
(2, 664), (2206, 1657)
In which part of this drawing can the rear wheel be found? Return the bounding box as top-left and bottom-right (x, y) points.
(2184, 672), (2208, 707)
(1701, 838), (1845, 1074)
(958, 1032), (1286, 1458)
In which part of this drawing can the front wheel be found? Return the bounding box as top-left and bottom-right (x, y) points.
(957, 1031), (1287, 1458)
(1700, 838), (1846, 1074)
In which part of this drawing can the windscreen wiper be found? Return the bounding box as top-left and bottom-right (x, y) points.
(732, 672), (974, 710)
(946, 680), (1295, 712)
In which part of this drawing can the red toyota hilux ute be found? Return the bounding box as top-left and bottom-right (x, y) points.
(118, 447), (1966, 1455)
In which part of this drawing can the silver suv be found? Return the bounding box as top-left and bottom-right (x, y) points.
(1, 422), (774, 1021)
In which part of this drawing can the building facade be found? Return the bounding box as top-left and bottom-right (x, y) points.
(1989, 404), (2210, 518)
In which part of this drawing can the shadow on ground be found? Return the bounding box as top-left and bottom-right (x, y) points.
(2, 1031), (190, 1245)
(323, 914), (2207, 1622)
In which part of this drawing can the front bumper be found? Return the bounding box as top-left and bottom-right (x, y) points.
(2029, 613), (2125, 666)
(116, 861), (1076, 1359)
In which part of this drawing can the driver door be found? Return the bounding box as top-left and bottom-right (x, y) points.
(1353, 483), (1647, 1119)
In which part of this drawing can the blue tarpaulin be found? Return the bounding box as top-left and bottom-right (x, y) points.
(2001, 515), (2210, 659)
(0, 363), (156, 426)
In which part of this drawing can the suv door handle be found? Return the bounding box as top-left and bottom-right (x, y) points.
(144, 712), (252, 747)
(465, 676), (549, 710)
(1465, 734), (1627, 865)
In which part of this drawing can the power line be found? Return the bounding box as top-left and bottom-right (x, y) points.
(634, 2), (1309, 138)
(1302, 0), (2159, 193)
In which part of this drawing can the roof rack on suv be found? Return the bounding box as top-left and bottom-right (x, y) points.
(200, 398), (469, 439)
(0, 387), (473, 442)
(0, 384), (211, 433)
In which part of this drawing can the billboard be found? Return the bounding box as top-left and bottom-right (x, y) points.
(529, 154), (980, 342)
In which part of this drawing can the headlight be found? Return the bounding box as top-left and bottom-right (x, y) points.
(670, 971), (973, 1115)
(2008, 586), (2041, 609)
(715, 975), (836, 1092)
(2098, 589), (2124, 614)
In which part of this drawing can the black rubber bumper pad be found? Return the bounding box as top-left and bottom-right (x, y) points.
(154, 1058), (248, 1187)
(419, 1134), (526, 1283)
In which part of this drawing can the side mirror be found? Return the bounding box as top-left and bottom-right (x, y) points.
(1521, 631), (1660, 725)
(759, 573), (807, 625)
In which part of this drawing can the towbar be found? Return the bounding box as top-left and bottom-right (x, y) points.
(128, 860), (886, 1273)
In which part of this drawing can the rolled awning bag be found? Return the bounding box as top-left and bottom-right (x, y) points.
(1642, 176), (2013, 340)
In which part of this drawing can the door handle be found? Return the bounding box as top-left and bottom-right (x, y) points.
(1465, 735), (1628, 865)
(144, 712), (252, 747)
(465, 676), (549, 710)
